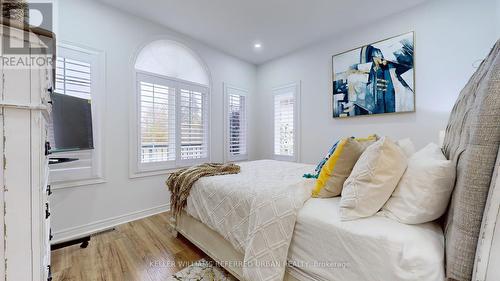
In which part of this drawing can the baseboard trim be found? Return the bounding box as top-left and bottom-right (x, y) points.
(51, 204), (170, 244)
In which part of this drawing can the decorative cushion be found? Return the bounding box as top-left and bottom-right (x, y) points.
(356, 134), (379, 150)
(312, 135), (377, 198)
(381, 143), (456, 224)
(396, 138), (416, 158)
(340, 137), (407, 221)
(312, 138), (361, 197)
(312, 141), (340, 178)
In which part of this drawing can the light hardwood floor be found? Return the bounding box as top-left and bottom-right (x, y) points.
(51, 212), (207, 281)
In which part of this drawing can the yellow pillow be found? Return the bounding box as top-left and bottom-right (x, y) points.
(312, 135), (377, 198)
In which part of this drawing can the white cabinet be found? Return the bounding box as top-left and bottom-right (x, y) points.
(0, 23), (55, 281)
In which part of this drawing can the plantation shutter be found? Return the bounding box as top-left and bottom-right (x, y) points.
(49, 46), (104, 184)
(179, 85), (209, 162)
(136, 72), (209, 171)
(55, 57), (92, 99)
(227, 92), (247, 160)
(138, 74), (176, 166)
(274, 90), (296, 158)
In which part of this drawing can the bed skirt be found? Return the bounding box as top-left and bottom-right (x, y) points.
(174, 211), (305, 281)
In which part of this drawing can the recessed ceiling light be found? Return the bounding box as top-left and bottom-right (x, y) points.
(254, 43), (262, 49)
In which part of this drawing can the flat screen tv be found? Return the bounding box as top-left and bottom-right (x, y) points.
(50, 92), (94, 152)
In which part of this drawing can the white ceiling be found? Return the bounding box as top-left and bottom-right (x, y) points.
(98, 0), (430, 65)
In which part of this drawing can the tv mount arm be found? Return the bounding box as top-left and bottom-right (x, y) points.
(49, 157), (79, 165)
(46, 142), (79, 165)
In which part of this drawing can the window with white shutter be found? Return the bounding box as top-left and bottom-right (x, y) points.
(133, 40), (210, 175)
(49, 44), (105, 187)
(139, 78), (176, 165)
(136, 72), (209, 172)
(179, 87), (209, 162)
(273, 83), (300, 162)
(224, 84), (247, 162)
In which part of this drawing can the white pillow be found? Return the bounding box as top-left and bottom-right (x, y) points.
(340, 137), (408, 221)
(381, 143), (455, 224)
(396, 138), (416, 158)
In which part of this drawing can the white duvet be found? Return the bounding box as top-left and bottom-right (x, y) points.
(186, 160), (315, 281)
(287, 197), (445, 281)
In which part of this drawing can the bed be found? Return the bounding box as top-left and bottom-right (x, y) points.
(178, 160), (444, 281)
(174, 40), (500, 281)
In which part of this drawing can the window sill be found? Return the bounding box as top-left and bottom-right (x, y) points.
(227, 157), (249, 163)
(51, 177), (107, 190)
(129, 168), (181, 179)
(273, 155), (297, 162)
(130, 157), (211, 179)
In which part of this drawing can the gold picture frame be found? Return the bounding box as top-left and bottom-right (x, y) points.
(332, 31), (416, 118)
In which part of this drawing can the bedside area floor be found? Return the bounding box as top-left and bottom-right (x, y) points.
(51, 213), (207, 281)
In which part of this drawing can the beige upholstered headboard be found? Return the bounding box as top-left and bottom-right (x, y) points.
(442, 39), (500, 281)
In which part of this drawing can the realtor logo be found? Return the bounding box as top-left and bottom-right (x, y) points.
(1, 0), (54, 68)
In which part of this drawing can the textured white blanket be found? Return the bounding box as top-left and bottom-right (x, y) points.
(185, 160), (315, 281)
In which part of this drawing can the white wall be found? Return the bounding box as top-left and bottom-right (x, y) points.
(51, 0), (257, 241)
(256, 0), (498, 163)
(497, 0), (500, 38)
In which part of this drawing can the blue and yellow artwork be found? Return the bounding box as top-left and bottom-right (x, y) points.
(332, 32), (415, 118)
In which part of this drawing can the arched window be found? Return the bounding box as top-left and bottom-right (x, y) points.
(133, 40), (210, 173)
(135, 40), (209, 85)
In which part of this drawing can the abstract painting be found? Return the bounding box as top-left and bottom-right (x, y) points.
(332, 32), (415, 118)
